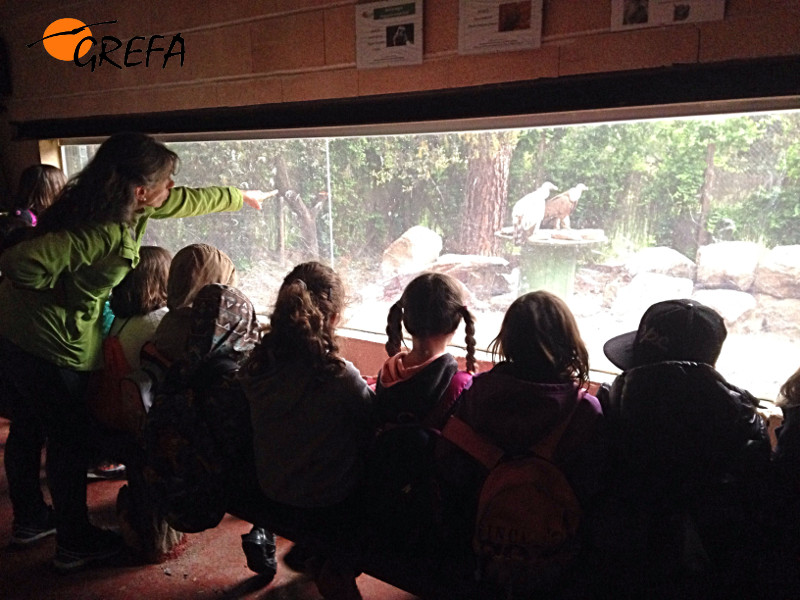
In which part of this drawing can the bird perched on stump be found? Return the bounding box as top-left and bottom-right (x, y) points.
(542, 183), (588, 230)
(512, 181), (558, 246)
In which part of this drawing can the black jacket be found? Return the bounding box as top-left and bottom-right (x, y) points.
(601, 360), (769, 504)
(590, 361), (771, 599)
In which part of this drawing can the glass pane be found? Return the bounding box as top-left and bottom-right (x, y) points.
(60, 109), (800, 400)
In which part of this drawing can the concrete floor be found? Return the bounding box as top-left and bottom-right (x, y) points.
(0, 418), (418, 600)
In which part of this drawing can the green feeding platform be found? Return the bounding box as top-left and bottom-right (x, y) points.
(497, 229), (607, 300)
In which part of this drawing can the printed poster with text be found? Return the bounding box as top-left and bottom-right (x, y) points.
(459, 0), (543, 55)
(611, 0), (725, 30)
(356, 0), (423, 69)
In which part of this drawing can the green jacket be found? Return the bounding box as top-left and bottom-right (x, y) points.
(0, 186), (243, 370)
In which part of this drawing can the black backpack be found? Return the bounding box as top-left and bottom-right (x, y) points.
(363, 372), (472, 554)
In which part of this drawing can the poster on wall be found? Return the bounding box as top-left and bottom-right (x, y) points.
(458, 0), (543, 55)
(611, 0), (726, 31)
(356, 0), (423, 69)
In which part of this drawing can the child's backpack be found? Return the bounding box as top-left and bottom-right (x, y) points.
(115, 341), (174, 435)
(363, 371), (472, 555)
(142, 354), (241, 533)
(86, 318), (134, 432)
(442, 397), (582, 596)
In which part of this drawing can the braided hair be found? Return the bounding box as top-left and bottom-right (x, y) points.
(385, 272), (476, 373)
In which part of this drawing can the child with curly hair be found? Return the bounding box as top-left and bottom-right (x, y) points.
(239, 261), (374, 600)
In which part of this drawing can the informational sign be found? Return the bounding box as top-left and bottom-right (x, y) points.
(356, 0), (423, 69)
(459, 0), (543, 55)
(611, 0), (726, 30)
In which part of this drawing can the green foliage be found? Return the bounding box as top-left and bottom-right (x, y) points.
(64, 111), (800, 276)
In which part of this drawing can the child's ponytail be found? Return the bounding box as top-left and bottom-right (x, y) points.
(460, 305), (476, 373)
(779, 367), (800, 408)
(246, 261), (345, 376)
(385, 301), (404, 357)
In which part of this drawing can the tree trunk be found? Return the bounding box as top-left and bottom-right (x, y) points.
(276, 155), (320, 259)
(696, 142), (716, 249)
(277, 194), (285, 265)
(457, 132), (520, 256)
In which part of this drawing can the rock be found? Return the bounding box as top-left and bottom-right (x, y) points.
(624, 246), (696, 280)
(611, 273), (694, 329)
(431, 254), (511, 298)
(695, 241), (765, 291)
(750, 294), (800, 337)
(691, 289), (757, 327)
(753, 245), (800, 299)
(380, 226), (442, 278)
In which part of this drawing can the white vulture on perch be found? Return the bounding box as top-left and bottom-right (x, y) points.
(511, 181), (558, 245)
(543, 183), (588, 229)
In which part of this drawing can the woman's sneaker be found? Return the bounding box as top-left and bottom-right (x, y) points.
(53, 526), (123, 573)
(11, 507), (56, 547)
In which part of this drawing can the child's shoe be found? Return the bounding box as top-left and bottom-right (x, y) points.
(241, 526), (277, 580)
(11, 507), (56, 547)
(53, 526), (123, 573)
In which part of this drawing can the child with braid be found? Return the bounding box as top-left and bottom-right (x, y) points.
(364, 272), (476, 575)
(375, 272), (476, 425)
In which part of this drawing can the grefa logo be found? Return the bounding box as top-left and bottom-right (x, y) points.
(27, 18), (184, 72)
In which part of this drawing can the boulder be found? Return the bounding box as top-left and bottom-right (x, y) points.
(753, 245), (800, 299)
(751, 294), (800, 338)
(695, 241), (765, 291)
(380, 226), (442, 278)
(624, 246), (696, 280)
(691, 289), (757, 327)
(611, 273), (694, 329)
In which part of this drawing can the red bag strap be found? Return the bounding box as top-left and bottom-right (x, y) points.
(532, 391), (583, 461)
(442, 415), (505, 470)
(442, 389), (585, 466)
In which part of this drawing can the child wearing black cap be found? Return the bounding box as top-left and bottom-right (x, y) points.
(590, 299), (771, 600)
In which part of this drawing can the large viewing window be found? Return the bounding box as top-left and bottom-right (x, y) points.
(61, 107), (800, 401)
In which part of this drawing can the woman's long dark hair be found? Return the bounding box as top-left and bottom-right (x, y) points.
(37, 132), (178, 232)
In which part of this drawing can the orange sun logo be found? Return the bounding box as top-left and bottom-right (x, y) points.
(41, 18), (93, 61)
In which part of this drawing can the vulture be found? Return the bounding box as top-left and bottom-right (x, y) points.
(542, 183), (588, 230)
(511, 181), (558, 245)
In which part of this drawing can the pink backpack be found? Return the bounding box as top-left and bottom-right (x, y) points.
(442, 396), (582, 595)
